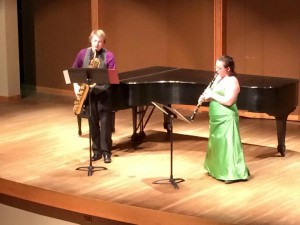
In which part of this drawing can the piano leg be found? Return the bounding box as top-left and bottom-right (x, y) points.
(131, 106), (146, 142)
(275, 114), (288, 157)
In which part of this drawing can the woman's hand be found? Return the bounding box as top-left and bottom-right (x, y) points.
(203, 89), (213, 101)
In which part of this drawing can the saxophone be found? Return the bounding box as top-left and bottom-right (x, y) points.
(89, 48), (101, 68)
(73, 83), (90, 115)
(189, 73), (218, 121)
(73, 50), (100, 115)
(89, 57), (101, 68)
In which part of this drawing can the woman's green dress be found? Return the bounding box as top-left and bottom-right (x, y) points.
(204, 86), (249, 181)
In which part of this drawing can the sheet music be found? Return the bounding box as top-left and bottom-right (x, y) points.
(108, 69), (120, 84)
(152, 102), (191, 123)
(63, 70), (71, 84)
(163, 105), (191, 123)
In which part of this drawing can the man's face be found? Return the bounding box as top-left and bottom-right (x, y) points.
(91, 35), (104, 51)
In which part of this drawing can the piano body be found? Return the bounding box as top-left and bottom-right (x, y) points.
(78, 66), (299, 156)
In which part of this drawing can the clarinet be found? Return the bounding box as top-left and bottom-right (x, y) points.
(190, 73), (218, 121)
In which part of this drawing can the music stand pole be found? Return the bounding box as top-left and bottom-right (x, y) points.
(76, 83), (106, 176)
(64, 69), (109, 176)
(151, 102), (185, 189)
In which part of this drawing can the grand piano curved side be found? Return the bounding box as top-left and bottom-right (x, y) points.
(236, 73), (299, 156)
(77, 66), (298, 157)
(111, 67), (299, 157)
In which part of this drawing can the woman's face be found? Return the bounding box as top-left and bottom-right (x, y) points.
(91, 35), (104, 51)
(215, 60), (229, 77)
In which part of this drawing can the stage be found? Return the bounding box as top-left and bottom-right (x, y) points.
(1, 92), (300, 225)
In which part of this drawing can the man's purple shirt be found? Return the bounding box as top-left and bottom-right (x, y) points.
(72, 48), (116, 69)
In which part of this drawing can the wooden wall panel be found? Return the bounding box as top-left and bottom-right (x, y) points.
(31, 0), (299, 119)
(34, 0), (91, 90)
(227, 0), (300, 79)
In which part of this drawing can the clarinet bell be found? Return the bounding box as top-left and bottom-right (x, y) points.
(182, 114), (193, 122)
(190, 113), (196, 121)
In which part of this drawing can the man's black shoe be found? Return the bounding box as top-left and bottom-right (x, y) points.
(91, 154), (102, 161)
(103, 154), (112, 163)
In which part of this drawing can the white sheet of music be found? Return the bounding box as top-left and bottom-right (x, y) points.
(63, 70), (71, 84)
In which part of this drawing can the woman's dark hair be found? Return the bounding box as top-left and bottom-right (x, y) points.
(217, 55), (236, 75)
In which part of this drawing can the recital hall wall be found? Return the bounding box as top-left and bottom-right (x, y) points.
(227, 0), (300, 79)
(33, 0), (91, 90)
(100, 0), (214, 72)
(33, 0), (214, 91)
(226, 0), (300, 115)
(32, 0), (298, 94)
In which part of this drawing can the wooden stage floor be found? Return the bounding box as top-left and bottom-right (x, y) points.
(1, 92), (300, 225)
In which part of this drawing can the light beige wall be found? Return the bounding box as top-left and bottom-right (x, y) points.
(0, 197), (135, 225)
(0, 0), (20, 98)
(1, 204), (78, 225)
(0, 0), (8, 96)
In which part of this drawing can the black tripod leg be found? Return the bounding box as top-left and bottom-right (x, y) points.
(76, 90), (107, 176)
(153, 177), (184, 189)
(76, 132), (107, 176)
(163, 104), (171, 133)
(153, 115), (185, 189)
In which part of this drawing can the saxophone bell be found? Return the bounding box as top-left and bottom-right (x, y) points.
(89, 48), (101, 68)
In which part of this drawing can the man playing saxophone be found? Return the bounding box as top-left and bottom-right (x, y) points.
(72, 29), (116, 163)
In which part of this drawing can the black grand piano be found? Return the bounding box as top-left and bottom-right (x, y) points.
(79, 66), (299, 156)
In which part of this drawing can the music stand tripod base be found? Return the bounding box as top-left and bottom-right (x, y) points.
(153, 176), (185, 189)
(65, 68), (111, 177)
(75, 119), (107, 176)
(76, 165), (107, 176)
(151, 102), (188, 189)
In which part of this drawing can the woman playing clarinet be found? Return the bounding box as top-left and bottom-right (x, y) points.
(200, 55), (250, 184)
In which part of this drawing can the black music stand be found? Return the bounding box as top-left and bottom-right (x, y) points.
(63, 68), (110, 176)
(151, 102), (190, 189)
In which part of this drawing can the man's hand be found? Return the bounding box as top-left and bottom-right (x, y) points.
(73, 83), (80, 96)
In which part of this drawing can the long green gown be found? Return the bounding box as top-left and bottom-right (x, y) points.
(204, 85), (249, 181)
